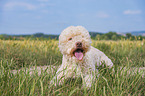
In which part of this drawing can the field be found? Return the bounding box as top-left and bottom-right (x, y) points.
(0, 39), (145, 95)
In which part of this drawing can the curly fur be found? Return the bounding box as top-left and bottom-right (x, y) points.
(51, 26), (113, 87)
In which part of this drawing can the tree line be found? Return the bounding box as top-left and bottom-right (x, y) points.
(0, 32), (145, 40)
(92, 32), (145, 41)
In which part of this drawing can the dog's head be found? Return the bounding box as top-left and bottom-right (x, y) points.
(59, 26), (92, 61)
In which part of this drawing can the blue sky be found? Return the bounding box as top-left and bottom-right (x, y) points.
(0, 0), (145, 35)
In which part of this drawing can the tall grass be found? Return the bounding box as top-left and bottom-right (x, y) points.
(92, 40), (145, 67)
(0, 39), (61, 69)
(0, 39), (144, 95)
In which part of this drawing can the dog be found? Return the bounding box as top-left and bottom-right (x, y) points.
(50, 26), (113, 87)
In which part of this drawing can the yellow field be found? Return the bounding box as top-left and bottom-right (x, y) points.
(0, 39), (145, 95)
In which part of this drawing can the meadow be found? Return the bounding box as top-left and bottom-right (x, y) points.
(0, 39), (145, 96)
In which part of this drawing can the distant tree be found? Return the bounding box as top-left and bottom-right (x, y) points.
(111, 34), (117, 40)
(34, 33), (44, 37)
(0, 35), (4, 39)
(126, 33), (132, 39)
(95, 34), (101, 40)
(129, 36), (135, 40)
(105, 32), (117, 39)
(120, 36), (126, 40)
(8, 36), (13, 40)
(104, 35), (109, 40)
(89, 32), (103, 38)
(137, 35), (143, 40)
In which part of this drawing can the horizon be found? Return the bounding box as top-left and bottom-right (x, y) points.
(1, 30), (145, 36)
(0, 0), (145, 35)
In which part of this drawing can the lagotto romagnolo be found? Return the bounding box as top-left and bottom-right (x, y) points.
(50, 26), (113, 87)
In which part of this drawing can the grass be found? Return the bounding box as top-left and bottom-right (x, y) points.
(0, 39), (145, 95)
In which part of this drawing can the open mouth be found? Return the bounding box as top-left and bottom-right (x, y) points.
(73, 48), (84, 60)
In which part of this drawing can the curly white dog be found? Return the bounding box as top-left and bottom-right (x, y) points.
(51, 26), (113, 87)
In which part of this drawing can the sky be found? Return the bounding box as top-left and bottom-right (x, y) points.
(0, 0), (145, 35)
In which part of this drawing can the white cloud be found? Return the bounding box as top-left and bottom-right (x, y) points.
(123, 10), (141, 15)
(96, 12), (109, 18)
(4, 2), (36, 11)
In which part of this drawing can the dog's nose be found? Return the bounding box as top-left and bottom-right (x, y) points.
(76, 42), (82, 47)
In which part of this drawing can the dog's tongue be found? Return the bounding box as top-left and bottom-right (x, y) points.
(74, 50), (83, 60)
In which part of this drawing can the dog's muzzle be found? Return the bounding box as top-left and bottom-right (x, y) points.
(73, 42), (84, 61)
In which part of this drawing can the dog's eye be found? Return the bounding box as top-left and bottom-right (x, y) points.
(68, 38), (72, 41)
